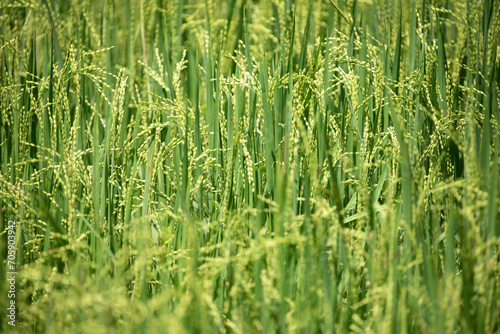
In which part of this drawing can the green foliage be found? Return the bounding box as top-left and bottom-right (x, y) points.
(0, 0), (499, 332)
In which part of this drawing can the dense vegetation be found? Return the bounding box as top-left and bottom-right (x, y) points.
(0, 0), (499, 332)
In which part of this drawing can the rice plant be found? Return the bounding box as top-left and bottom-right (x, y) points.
(0, 0), (499, 333)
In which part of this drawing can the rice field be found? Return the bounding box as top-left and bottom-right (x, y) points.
(0, 0), (499, 332)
